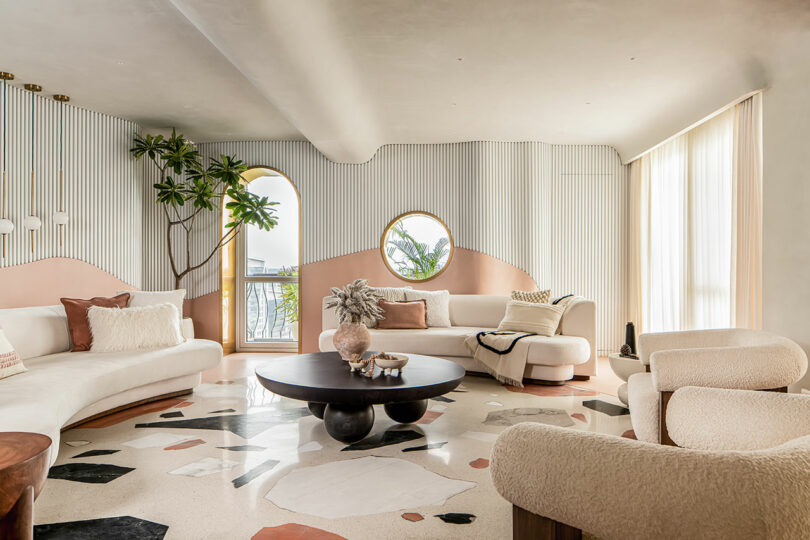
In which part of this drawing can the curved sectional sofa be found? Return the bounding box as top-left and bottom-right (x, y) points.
(0, 305), (222, 465)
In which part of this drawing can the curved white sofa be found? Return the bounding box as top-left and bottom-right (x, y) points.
(0, 305), (222, 464)
(628, 328), (808, 443)
(318, 294), (597, 382)
(490, 387), (810, 540)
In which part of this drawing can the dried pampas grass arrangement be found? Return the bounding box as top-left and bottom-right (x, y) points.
(326, 279), (384, 325)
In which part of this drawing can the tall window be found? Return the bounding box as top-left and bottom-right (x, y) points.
(236, 168), (299, 351)
(631, 94), (762, 333)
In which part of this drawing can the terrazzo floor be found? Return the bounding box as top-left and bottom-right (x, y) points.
(34, 354), (632, 540)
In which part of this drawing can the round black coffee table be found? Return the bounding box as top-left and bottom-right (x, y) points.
(255, 351), (465, 443)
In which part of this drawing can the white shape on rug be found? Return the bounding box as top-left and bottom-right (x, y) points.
(170, 457), (239, 477)
(265, 456), (475, 518)
(64, 440), (90, 447)
(122, 433), (190, 449)
(486, 401), (503, 407)
(298, 441), (323, 453)
(429, 404), (448, 413)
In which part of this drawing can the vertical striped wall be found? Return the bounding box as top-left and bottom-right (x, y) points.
(142, 140), (627, 351)
(0, 83), (142, 286)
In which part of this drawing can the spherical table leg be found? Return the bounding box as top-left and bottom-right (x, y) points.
(323, 404), (375, 443)
(307, 402), (326, 419)
(384, 400), (428, 423)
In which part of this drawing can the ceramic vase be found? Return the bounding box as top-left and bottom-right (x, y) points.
(332, 321), (371, 362)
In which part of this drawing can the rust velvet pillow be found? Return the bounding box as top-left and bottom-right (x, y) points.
(376, 299), (428, 329)
(60, 293), (131, 352)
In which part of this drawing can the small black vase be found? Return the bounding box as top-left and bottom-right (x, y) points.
(625, 322), (637, 354)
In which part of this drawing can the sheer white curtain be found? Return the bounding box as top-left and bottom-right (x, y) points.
(630, 95), (762, 334)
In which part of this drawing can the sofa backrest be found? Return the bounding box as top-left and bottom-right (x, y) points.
(0, 305), (71, 360)
(322, 294), (510, 330)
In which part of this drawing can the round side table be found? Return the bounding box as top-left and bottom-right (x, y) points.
(0, 433), (51, 540)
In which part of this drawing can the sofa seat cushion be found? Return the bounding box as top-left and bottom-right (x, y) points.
(628, 372), (659, 443)
(319, 328), (590, 367)
(0, 339), (222, 459)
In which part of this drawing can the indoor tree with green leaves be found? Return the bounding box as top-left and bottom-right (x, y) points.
(386, 222), (450, 280)
(131, 130), (279, 289)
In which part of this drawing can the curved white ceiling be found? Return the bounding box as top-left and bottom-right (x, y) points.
(0, 0), (808, 163)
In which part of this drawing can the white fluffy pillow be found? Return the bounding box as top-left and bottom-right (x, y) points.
(118, 289), (186, 320)
(88, 304), (184, 352)
(498, 300), (565, 337)
(404, 289), (451, 327)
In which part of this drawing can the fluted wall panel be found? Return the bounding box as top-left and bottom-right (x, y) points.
(144, 140), (626, 351)
(0, 84), (142, 286)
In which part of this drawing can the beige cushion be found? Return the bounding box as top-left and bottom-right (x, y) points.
(404, 289), (451, 327)
(511, 289), (551, 303)
(498, 300), (565, 336)
(119, 289), (186, 320)
(0, 305), (71, 360)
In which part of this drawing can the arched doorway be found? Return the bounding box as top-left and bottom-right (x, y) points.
(221, 167), (301, 353)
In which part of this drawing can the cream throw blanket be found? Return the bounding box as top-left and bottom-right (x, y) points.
(465, 331), (536, 388)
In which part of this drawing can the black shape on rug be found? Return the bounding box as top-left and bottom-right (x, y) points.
(435, 513), (477, 524)
(217, 445), (266, 452)
(135, 408), (312, 438)
(48, 463), (134, 484)
(402, 441), (448, 452)
(71, 449), (120, 459)
(232, 458), (280, 488)
(431, 395), (455, 403)
(582, 400), (630, 416)
(209, 408), (236, 414)
(342, 429), (423, 451)
(159, 411), (184, 418)
(34, 515), (168, 539)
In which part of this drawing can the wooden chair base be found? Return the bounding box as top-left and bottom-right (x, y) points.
(513, 505), (582, 540)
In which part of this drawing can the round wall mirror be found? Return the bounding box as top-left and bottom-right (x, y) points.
(381, 211), (454, 282)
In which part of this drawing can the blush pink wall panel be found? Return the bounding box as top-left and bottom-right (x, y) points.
(0, 258), (137, 309)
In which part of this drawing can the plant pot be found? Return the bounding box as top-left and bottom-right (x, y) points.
(333, 322), (371, 362)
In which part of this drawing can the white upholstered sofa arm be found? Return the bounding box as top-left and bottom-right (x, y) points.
(558, 298), (597, 376)
(491, 423), (810, 539)
(638, 329), (739, 365)
(666, 386), (810, 451)
(650, 339), (806, 391)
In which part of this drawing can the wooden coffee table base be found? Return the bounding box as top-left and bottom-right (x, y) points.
(0, 433), (51, 540)
(307, 399), (428, 443)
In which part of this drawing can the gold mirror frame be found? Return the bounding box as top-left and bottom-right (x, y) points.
(380, 211), (454, 283)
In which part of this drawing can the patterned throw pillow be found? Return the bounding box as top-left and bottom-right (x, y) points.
(511, 289), (551, 304)
(0, 328), (26, 380)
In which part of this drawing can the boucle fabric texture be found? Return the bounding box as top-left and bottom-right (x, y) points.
(667, 387), (810, 451)
(497, 300), (564, 337)
(491, 422), (810, 540)
(510, 289), (551, 303)
(640, 329), (808, 391)
(366, 286), (411, 328)
(627, 372), (660, 443)
(119, 289), (186, 320)
(0, 328), (26, 380)
(404, 289), (451, 327)
(61, 293), (131, 351)
(88, 303), (184, 352)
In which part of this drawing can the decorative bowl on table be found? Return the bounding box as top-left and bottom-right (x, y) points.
(373, 352), (408, 376)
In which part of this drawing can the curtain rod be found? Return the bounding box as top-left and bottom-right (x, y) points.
(627, 89), (764, 164)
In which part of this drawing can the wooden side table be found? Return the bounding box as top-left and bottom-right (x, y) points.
(0, 433), (51, 540)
